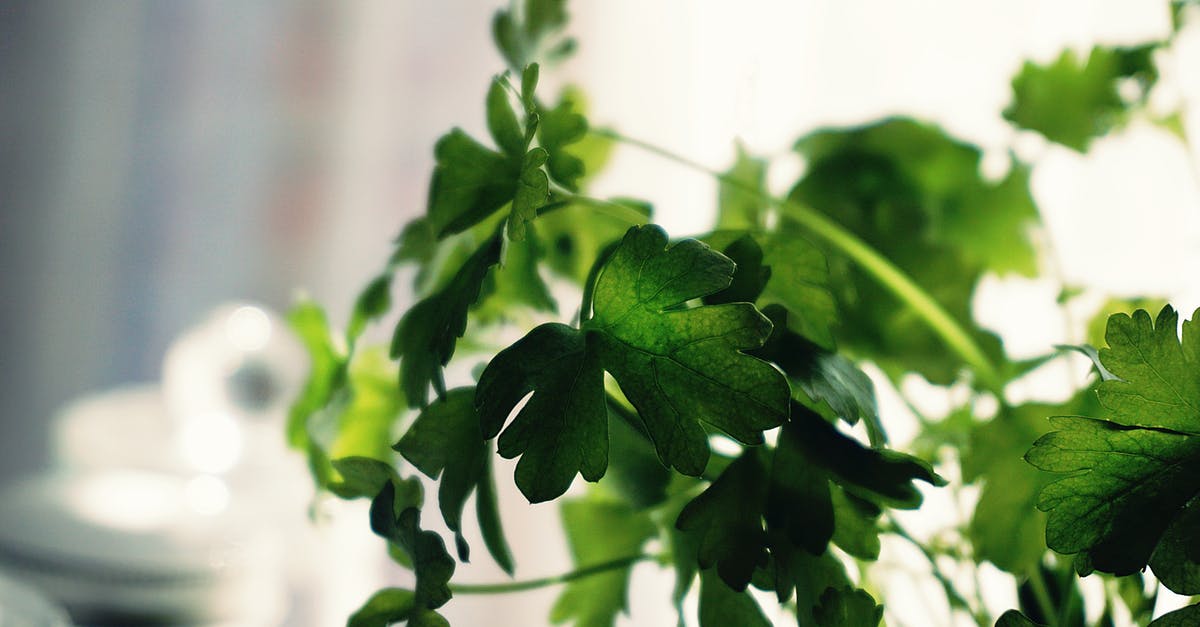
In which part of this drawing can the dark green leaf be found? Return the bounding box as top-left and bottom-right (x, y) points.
(1005, 46), (1158, 152)
(766, 416), (833, 555)
(550, 498), (656, 627)
(476, 323), (606, 503)
(347, 588), (416, 627)
(601, 401), (672, 509)
(329, 457), (405, 501)
(475, 446), (515, 575)
(1027, 307), (1200, 584)
(1149, 604), (1200, 627)
(394, 388), (487, 560)
(755, 306), (879, 438)
(698, 569), (771, 627)
(588, 225), (790, 476)
(675, 450), (769, 591)
(704, 235), (771, 307)
(812, 587), (883, 627)
(996, 608), (1045, 627)
(765, 537), (852, 624)
(787, 403), (944, 509)
(829, 486), (882, 561)
(370, 483), (456, 609)
(392, 233), (501, 407)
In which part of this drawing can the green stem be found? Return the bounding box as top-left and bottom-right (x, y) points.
(1026, 567), (1058, 627)
(448, 553), (656, 595)
(887, 517), (988, 627)
(591, 127), (1003, 393)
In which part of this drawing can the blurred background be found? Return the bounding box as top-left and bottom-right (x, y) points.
(1, 0), (1199, 625)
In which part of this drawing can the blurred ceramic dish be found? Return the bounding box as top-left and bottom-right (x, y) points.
(0, 471), (284, 625)
(0, 570), (72, 626)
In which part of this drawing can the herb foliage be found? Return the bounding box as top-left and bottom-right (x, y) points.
(285, 2), (1200, 625)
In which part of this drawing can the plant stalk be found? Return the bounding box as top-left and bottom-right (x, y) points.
(448, 553), (656, 595)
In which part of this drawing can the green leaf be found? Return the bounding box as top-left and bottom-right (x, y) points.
(538, 90), (589, 190)
(472, 225), (558, 324)
(1000, 608), (1047, 627)
(478, 225), (789, 501)
(428, 128), (522, 237)
(508, 147), (550, 241)
(829, 486), (882, 561)
(395, 388), (487, 561)
(788, 117), (1037, 384)
(812, 587), (883, 627)
(754, 306), (879, 439)
(764, 537), (853, 624)
(704, 230), (837, 350)
(493, 0), (574, 71)
(347, 588), (416, 627)
(286, 299), (347, 486)
(715, 144), (768, 231)
(587, 225), (790, 476)
(1027, 306), (1200, 585)
(1149, 604), (1200, 627)
(487, 78), (526, 158)
(369, 483), (456, 609)
(675, 450), (769, 591)
(601, 402), (672, 509)
(550, 498), (656, 627)
(347, 272), (394, 347)
(1005, 46), (1158, 152)
(392, 233), (501, 407)
(329, 457), (405, 501)
(786, 402), (944, 509)
(698, 569), (771, 627)
(766, 416), (833, 555)
(963, 393), (1099, 575)
(538, 198), (650, 284)
(329, 349), (407, 462)
(475, 447), (515, 575)
(476, 323), (607, 503)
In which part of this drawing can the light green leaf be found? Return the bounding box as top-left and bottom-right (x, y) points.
(427, 128), (521, 237)
(538, 198), (650, 284)
(1027, 306), (1200, 585)
(538, 90), (589, 190)
(550, 498), (656, 627)
(493, 0), (574, 71)
(329, 457), (405, 501)
(487, 78), (525, 159)
(715, 144), (768, 231)
(475, 447), (515, 575)
(508, 148), (550, 241)
(1005, 45), (1158, 152)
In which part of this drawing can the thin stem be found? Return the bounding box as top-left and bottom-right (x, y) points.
(1026, 567), (1058, 627)
(887, 516), (988, 627)
(448, 554), (657, 595)
(592, 127), (1003, 393)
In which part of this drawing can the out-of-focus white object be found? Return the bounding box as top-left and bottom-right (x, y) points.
(0, 569), (72, 626)
(162, 303), (307, 475)
(0, 471), (284, 625)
